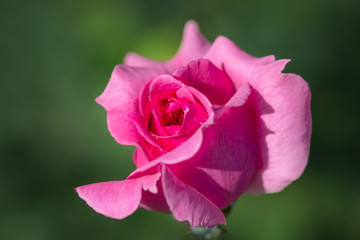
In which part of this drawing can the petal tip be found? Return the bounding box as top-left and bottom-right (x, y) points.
(184, 19), (199, 33)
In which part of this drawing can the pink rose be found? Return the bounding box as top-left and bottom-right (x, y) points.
(76, 21), (311, 227)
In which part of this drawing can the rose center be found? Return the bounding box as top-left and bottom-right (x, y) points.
(158, 97), (185, 127)
(162, 107), (184, 126)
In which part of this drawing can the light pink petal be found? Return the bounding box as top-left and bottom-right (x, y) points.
(173, 59), (235, 105)
(75, 173), (161, 219)
(124, 20), (210, 69)
(105, 112), (139, 145)
(96, 65), (165, 145)
(204, 36), (276, 89)
(123, 53), (172, 72)
(140, 179), (170, 213)
(219, 83), (251, 108)
(132, 148), (149, 168)
(162, 165), (226, 227)
(96, 65), (163, 112)
(170, 20), (211, 66)
(247, 70), (312, 194)
(204, 36), (311, 193)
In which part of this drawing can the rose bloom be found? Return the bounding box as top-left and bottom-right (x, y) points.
(76, 21), (311, 227)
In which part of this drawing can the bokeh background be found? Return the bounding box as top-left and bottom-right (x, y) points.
(1, 0), (359, 239)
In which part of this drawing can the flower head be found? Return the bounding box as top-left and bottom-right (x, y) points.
(76, 20), (312, 227)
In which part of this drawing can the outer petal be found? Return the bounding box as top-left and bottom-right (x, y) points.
(170, 20), (211, 66)
(247, 70), (312, 193)
(124, 20), (210, 69)
(204, 36), (275, 89)
(96, 65), (165, 145)
(140, 178), (170, 213)
(162, 165), (226, 227)
(75, 173), (160, 219)
(124, 53), (175, 74)
(204, 35), (311, 194)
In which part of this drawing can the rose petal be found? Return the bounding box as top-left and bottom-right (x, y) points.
(148, 75), (182, 104)
(172, 92), (258, 208)
(75, 173), (161, 219)
(246, 70), (312, 193)
(204, 35), (311, 193)
(204, 36), (276, 89)
(173, 59), (235, 105)
(161, 165), (226, 227)
(220, 82), (251, 108)
(96, 65), (164, 112)
(124, 20), (210, 69)
(127, 98), (167, 153)
(124, 53), (174, 74)
(140, 179), (170, 213)
(179, 102), (208, 134)
(129, 129), (204, 178)
(170, 20), (211, 66)
(133, 148), (149, 168)
(96, 65), (165, 145)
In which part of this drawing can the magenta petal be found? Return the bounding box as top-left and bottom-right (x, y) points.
(173, 59), (236, 105)
(75, 173), (160, 219)
(162, 165), (226, 227)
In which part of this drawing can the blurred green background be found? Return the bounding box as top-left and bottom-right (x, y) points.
(1, 0), (359, 239)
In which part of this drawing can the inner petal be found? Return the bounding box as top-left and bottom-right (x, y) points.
(141, 75), (213, 160)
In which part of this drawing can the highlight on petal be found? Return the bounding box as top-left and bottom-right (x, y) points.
(161, 165), (226, 227)
(247, 71), (312, 194)
(223, 83), (251, 108)
(75, 173), (161, 219)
